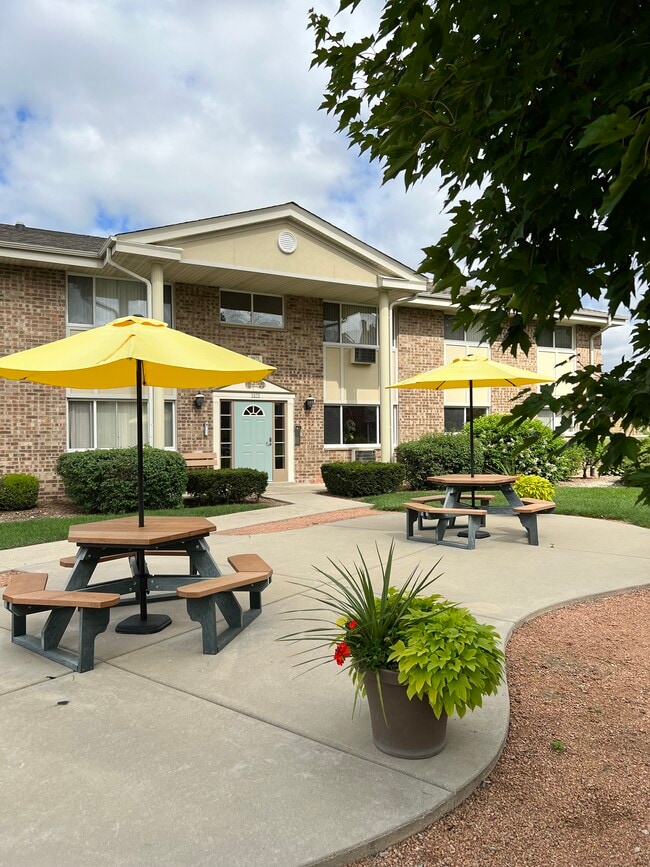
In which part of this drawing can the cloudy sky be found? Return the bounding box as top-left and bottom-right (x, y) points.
(0, 0), (631, 367)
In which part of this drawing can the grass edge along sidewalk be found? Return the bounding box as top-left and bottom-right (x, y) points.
(0, 502), (272, 551)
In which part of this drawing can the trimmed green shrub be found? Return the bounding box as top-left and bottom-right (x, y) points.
(470, 414), (576, 482)
(57, 447), (187, 514)
(395, 432), (483, 489)
(185, 468), (268, 505)
(0, 473), (40, 510)
(321, 461), (404, 497)
(513, 475), (555, 501)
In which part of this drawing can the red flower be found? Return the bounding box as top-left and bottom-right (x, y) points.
(334, 641), (351, 666)
(348, 619), (358, 629)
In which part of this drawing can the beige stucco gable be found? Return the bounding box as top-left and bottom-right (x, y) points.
(172, 222), (383, 284)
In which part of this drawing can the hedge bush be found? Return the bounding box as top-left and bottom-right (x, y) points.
(394, 432), (483, 489)
(470, 414), (579, 482)
(0, 473), (40, 510)
(185, 468), (268, 505)
(321, 461), (405, 497)
(57, 447), (187, 514)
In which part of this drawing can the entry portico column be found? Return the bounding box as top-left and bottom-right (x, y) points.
(378, 288), (392, 462)
(150, 263), (166, 448)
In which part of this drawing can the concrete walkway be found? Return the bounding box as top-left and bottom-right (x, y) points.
(1, 484), (648, 866)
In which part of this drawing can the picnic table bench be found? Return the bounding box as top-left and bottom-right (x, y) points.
(177, 553), (272, 654)
(404, 502), (488, 550)
(513, 499), (556, 545)
(3, 572), (121, 672)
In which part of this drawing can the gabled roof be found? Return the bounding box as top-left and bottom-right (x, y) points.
(117, 201), (423, 283)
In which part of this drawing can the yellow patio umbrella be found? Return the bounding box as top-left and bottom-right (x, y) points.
(0, 315), (276, 523)
(390, 354), (553, 476)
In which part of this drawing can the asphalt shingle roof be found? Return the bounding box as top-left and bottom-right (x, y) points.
(0, 223), (106, 253)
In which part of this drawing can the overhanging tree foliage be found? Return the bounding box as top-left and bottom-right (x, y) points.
(309, 0), (650, 494)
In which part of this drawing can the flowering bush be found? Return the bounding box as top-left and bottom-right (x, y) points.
(469, 414), (579, 481)
(281, 543), (504, 719)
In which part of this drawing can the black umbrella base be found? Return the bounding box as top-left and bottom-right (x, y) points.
(457, 529), (490, 540)
(116, 613), (172, 634)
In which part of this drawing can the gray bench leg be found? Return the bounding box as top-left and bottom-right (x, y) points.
(184, 581), (270, 655)
(185, 597), (220, 654)
(6, 603), (111, 672)
(517, 514), (539, 545)
(436, 515), (480, 549)
(77, 608), (112, 672)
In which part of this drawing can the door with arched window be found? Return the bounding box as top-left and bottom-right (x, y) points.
(233, 401), (273, 475)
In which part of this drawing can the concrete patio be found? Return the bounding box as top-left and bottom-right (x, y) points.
(1, 483), (648, 866)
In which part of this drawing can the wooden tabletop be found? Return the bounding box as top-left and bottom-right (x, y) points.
(68, 516), (216, 546)
(427, 474), (518, 486)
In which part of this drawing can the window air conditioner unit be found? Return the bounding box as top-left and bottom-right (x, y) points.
(353, 449), (376, 462)
(350, 347), (377, 364)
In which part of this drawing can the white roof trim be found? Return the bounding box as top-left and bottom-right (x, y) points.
(0, 243), (103, 269)
(111, 238), (183, 261)
(405, 293), (627, 326)
(116, 203), (422, 282)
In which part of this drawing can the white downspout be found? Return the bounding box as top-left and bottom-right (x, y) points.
(104, 242), (162, 447)
(589, 314), (614, 366)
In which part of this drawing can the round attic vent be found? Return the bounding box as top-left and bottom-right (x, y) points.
(278, 230), (297, 254)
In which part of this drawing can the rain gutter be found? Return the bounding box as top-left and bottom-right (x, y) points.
(104, 240), (152, 296)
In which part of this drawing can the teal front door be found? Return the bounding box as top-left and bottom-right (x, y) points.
(234, 401), (273, 475)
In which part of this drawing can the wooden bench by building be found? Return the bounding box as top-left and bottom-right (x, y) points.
(182, 452), (217, 470)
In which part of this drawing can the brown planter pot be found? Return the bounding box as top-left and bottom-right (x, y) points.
(364, 668), (447, 759)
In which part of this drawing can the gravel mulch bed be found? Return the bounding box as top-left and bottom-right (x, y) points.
(354, 588), (650, 867)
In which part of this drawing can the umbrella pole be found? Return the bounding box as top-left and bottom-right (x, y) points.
(469, 381), (475, 478)
(137, 359), (145, 528)
(457, 379), (490, 540)
(115, 359), (172, 635)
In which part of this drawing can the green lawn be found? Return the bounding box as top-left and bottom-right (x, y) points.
(0, 502), (272, 551)
(362, 486), (650, 530)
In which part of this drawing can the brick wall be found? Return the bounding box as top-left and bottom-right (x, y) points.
(0, 264), (68, 498)
(395, 306), (445, 441)
(175, 285), (326, 482)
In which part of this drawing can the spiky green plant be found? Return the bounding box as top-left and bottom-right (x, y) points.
(280, 542), (504, 720)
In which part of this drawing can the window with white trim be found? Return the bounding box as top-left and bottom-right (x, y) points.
(68, 400), (175, 450)
(444, 406), (488, 432)
(323, 302), (377, 346)
(67, 275), (173, 327)
(66, 276), (175, 452)
(220, 290), (283, 328)
(536, 325), (575, 431)
(324, 405), (379, 446)
(443, 315), (486, 344)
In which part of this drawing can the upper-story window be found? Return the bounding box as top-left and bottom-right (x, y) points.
(443, 315), (486, 344)
(220, 290), (283, 328)
(537, 325), (573, 349)
(323, 302), (377, 345)
(67, 276), (173, 327)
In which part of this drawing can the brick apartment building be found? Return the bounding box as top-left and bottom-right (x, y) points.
(0, 202), (622, 498)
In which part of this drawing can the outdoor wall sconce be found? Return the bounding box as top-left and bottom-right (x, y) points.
(304, 396), (315, 411)
(194, 393), (205, 409)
